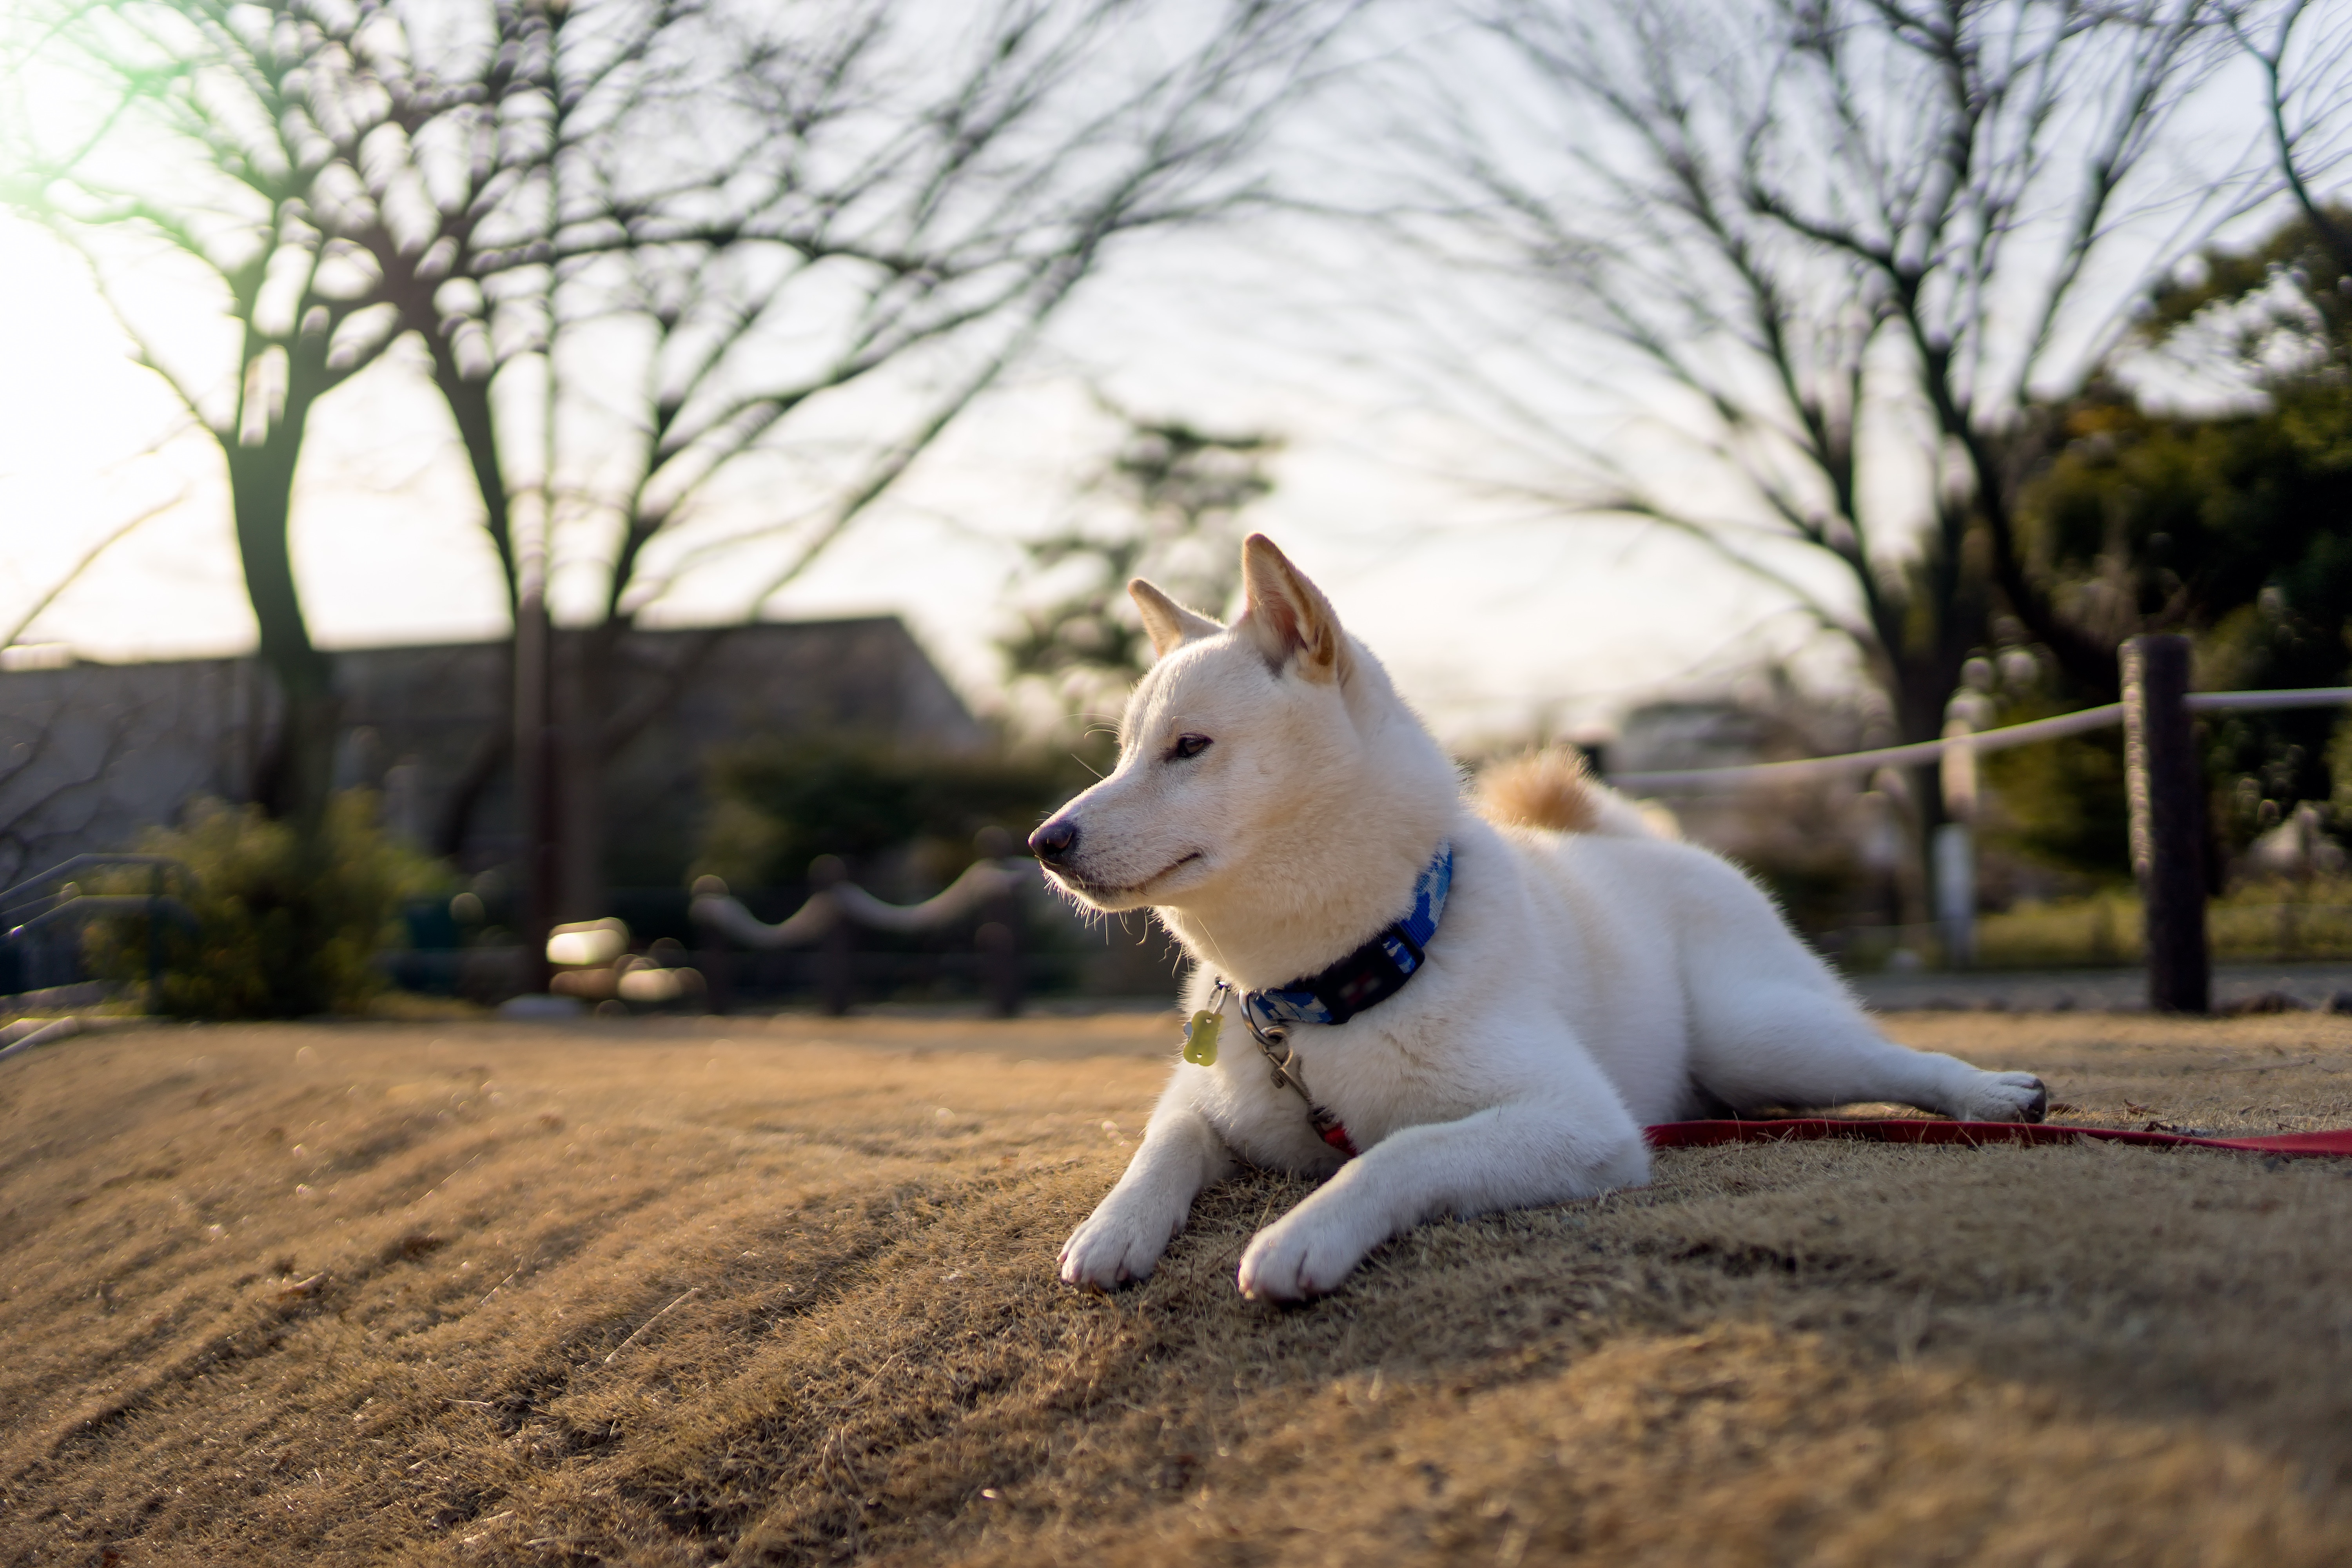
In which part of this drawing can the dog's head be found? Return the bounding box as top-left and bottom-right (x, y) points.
(1029, 534), (1390, 913)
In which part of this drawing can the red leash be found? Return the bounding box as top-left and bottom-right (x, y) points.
(1643, 1118), (2352, 1160)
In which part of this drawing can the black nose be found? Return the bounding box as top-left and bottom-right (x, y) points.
(1029, 818), (1080, 864)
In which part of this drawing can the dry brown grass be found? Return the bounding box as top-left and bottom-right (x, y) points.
(5, 1010), (2352, 1565)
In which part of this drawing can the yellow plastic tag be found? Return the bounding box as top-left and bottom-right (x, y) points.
(1182, 1009), (1221, 1066)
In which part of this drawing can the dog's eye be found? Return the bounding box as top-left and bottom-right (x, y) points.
(1167, 733), (1213, 762)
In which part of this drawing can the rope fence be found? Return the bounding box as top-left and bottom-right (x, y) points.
(1607, 687), (2352, 792)
(687, 854), (1031, 1016)
(1601, 635), (2352, 1013)
(688, 857), (1025, 947)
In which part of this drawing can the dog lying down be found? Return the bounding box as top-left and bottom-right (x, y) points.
(1029, 534), (2047, 1302)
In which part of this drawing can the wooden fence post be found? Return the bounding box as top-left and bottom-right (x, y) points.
(699, 942), (733, 1016)
(811, 855), (854, 1017)
(973, 828), (1023, 1018)
(146, 860), (167, 1013)
(688, 875), (733, 1014)
(977, 897), (1022, 1019)
(2121, 635), (2209, 1013)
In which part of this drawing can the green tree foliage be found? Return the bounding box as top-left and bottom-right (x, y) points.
(2334, 718), (2352, 822)
(2026, 397), (2352, 660)
(696, 738), (1078, 891)
(2004, 205), (2352, 869)
(1981, 707), (2135, 884)
(85, 795), (443, 1018)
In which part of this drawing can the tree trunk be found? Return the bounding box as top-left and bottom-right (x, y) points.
(556, 627), (610, 924)
(383, 257), (528, 878)
(428, 355), (517, 608)
(225, 430), (337, 835)
(433, 719), (511, 861)
(515, 580), (558, 995)
(214, 380), (348, 1015)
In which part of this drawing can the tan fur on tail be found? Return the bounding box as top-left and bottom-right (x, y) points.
(1477, 748), (1679, 840)
(1477, 748), (1603, 833)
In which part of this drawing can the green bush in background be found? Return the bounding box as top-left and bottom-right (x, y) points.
(1979, 717), (2133, 886)
(697, 735), (1078, 890)
(85, 793), (445, 1018)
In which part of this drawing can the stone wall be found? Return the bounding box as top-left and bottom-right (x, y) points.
(0, 617), (983, 892)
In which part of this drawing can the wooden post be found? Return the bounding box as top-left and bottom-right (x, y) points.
(688, 874), (733, 1014)
(812, 855), (853, 1016)
(515, 569), (557, 999)
(2121, 635), (2209, 1013)
(698, 942), (733, 1016)
(1935, 716), (1978, 967)
(1932, 822), (1975, 968)
(973, 827), (1023, 1019)
(146, 860), (167, 1013)
(977, 900), (1021, 1019)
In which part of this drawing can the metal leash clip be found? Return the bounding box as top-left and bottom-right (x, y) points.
(1231, 980), (1360, 1159)
(1238, 1002), (1312, 1100)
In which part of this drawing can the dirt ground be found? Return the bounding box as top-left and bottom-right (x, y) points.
(4, 1009), (2352, 1566)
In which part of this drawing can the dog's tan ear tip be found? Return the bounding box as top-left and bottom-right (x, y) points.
(1128, 577), (1188, 621)
(1131, 577), (1221, 657)
(1241, 532), (1288, 566)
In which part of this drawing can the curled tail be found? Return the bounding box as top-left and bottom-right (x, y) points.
(1475, 747), (1679, 840)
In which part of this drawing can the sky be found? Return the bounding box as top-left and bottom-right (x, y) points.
(0, 1), (2331, 749)
(0, 201), (1835, 749)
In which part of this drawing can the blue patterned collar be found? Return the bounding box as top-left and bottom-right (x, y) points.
(1234, 841), (1452, 1033)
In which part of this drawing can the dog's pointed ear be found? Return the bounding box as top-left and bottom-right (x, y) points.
(1238, 534), (1348, 682)
(1128, 578), (1223, 661)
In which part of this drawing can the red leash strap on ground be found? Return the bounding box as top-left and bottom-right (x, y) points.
(1643, 1118), (2352, 1160)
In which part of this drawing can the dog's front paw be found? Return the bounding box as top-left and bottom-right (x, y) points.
(1059, 1198), (1180, 1292)
(1236, 1210), (1371, 1303)
(1954, 1071), (2049, 1124)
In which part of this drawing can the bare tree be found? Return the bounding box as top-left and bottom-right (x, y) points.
(4, 0), (432, 833)
(0, 686), (149, 890)
(358, 0), (1355, 913)
(2226, 0), (2352, 268)
(4, 0), (502, 862)
(283, 0), (710, 860)
(1405, 0), (2255, 842)
(0, 488), (182, 654)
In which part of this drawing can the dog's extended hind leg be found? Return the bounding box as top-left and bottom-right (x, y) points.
(1688, 979), (2045, 1123)
(1061, 1093), (1236, 1290)
(1235, 1094), (1649, 1302)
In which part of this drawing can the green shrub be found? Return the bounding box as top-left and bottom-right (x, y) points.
(697, 735), (1078, 889)
(85, 793), (445, 1018)
(1978, 712), (2133, 884)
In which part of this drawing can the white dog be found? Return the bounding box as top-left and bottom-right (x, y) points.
(1030, 535), (2046, 1302)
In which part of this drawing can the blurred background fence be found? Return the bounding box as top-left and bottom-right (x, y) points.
(1608, 641), (2350, 1010)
